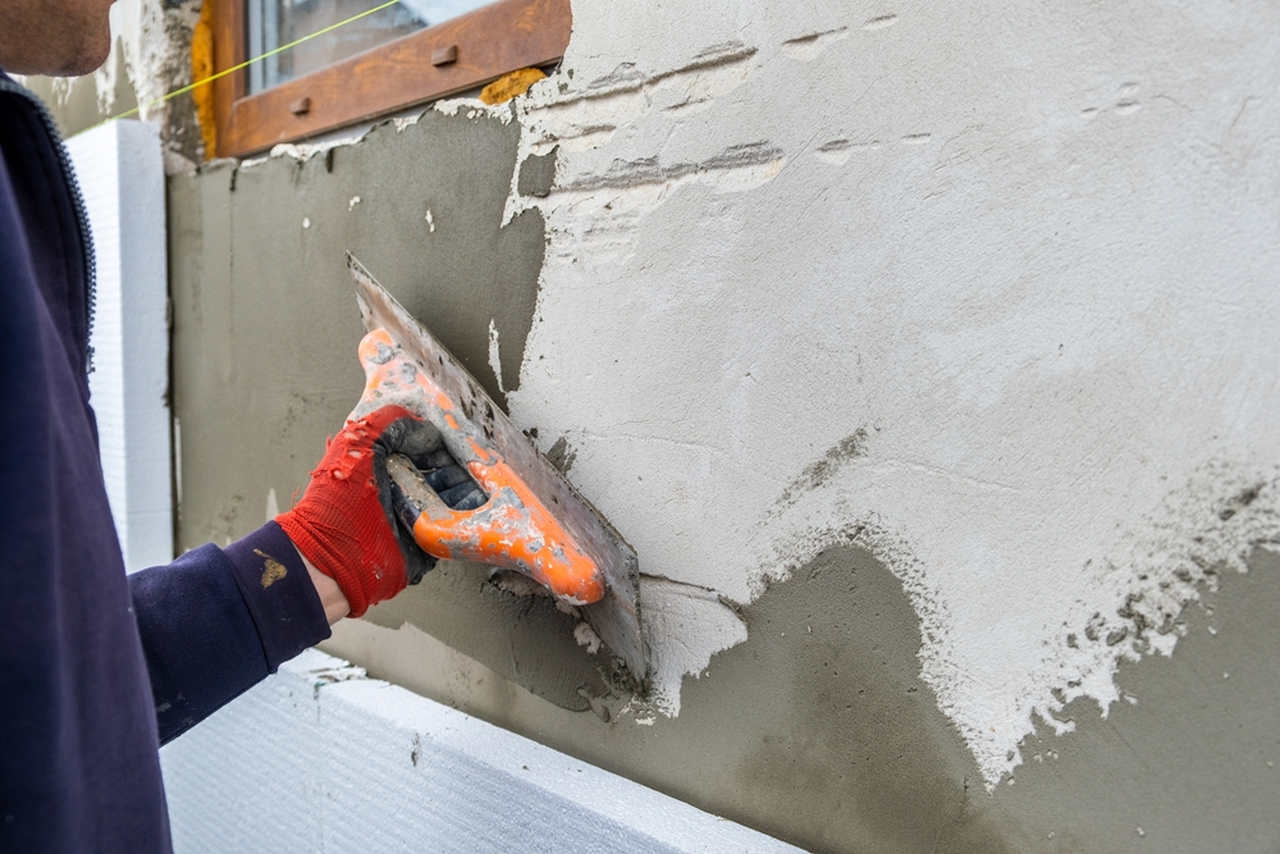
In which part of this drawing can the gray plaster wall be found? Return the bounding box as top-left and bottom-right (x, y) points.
(159, 0), (1280, 850)
(168, 113), (1280, 854)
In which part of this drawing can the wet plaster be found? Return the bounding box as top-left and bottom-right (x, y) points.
(502, 0), (1280, 784)
(362, 563), (605, 711)
(327, 540), (1280, 853)
(169, 106), (1280, 843)
(329, 544), (1010, 853)
(161, 7), (1280, 846)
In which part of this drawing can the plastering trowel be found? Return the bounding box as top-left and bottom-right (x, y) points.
(347, 254), (647, 684)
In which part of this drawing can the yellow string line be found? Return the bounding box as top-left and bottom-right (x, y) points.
(106, 0), (401, 122)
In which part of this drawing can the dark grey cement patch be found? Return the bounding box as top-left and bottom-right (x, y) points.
(321, 112), (546, 405)
(170, 107), (556, 691)
(330, 538), (1280, 853)
(364, 563), (605, 711)
(517, 145), (557, 198)
(713, 545), (1006, 853)
(337, 543), (1011, 853)
(544, 435), (578, 473)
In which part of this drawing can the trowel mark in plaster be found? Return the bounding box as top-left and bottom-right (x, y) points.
(555, 142), (785, 195)
(578, 41), (757, 104)
(813, 138), (880, 166)
(500, 39), (772, 230)
(1114, 81), (1142, 115)
(780, 27), (850, 62)
(813, 129), (934, 164)
(500, 140), (787, 274)
(528, 123), (616, 156)
(519, 142), (786, 248)
(774, 428), (869, 508)
(814, 138), (865, 165)
(862, 13), (900, 30)
(520, 43), (758, 161)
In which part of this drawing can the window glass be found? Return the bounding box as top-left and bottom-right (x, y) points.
(247, 0), (491, 93)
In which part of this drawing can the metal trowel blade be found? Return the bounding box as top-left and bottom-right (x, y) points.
(347, 253), (648, 685)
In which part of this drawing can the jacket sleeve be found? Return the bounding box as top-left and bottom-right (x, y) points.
(128, 521), (332, 744)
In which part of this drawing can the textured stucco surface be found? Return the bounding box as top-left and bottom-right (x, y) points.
(488, 0), (1280, 783)
(160, 0), (1280, 849)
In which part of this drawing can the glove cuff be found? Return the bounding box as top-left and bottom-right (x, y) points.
(276, 509), (376, 617)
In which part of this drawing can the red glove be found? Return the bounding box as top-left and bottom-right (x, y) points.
(275, 406), (414, 615)
(278, 331), (485, 617)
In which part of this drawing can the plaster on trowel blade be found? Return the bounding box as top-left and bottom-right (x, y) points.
(347, 253), (647, 684)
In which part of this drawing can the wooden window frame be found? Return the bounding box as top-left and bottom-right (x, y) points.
(208, 0), (570, 158)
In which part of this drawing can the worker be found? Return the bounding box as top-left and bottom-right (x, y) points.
(0, 2), (483, 850)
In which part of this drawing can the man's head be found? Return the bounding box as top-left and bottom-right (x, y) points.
(0, 0), (115, 76)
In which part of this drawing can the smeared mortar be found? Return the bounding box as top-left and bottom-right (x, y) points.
(478, 0), (1280, 786)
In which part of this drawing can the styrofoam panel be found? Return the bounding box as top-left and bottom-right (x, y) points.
(66, 120), (172, 571)
(161, 649), (800, 853)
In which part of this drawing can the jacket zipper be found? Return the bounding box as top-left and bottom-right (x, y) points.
(0, 77), (98, 375)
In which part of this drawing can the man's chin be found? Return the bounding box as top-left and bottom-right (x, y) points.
(57, 37), (112, 77)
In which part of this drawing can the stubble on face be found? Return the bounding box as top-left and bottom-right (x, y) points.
(0, 0), (116, 76)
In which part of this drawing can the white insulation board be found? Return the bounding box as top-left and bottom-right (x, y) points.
(66, 118), (172, 572)
(161, 649), (799, 853)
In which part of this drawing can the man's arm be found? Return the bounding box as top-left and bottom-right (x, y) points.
(129, 327), (483, 744)
(128, 522), (335, 744)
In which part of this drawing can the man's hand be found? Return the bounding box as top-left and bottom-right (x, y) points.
(275, 395), (483, 618)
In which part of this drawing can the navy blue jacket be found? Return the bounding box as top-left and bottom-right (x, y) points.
(0, 75), (331, 852)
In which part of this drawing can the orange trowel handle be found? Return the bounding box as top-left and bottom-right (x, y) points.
(385, 454), (606, 606)
(360, 328), (607, 606)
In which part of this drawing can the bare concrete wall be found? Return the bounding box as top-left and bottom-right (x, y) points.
(160, 0), (1280, 850)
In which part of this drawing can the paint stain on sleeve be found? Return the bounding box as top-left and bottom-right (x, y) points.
(254, 548), (288, 588)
